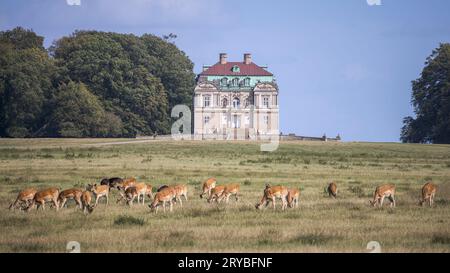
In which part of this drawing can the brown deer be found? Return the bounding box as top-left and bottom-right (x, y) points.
(148, 187), (177, 213)
(287, 188), (300, 208)
(87, 184), (110, 207)
(133, 182), (149, 205)
(200, 177), (216, 198)
(9, 188), (37, 210)
(255, 184), (289, 210)
(117, 186), (138, 206)
(207, 185), (225, 203)
(327, 182), (338, 198)
(370, 184), (396, 208)
(26, 187), (60, 211)
(116, 177), (137, 191)
(217, 183), (240, 203)
(81, 191), (94, 214)
(419, 182), (437, 207)
(58, 188), (83, 209)
(173, 184), (188, 206)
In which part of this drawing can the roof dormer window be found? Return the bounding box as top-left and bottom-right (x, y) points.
(232, 65), (240, 73)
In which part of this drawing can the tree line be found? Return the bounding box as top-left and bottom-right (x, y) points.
(0, 27), (195, 137)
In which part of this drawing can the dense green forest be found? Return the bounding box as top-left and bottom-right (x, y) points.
(0, 27), (195, 137)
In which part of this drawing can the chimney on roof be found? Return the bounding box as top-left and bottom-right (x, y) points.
(219, 53), (227, 64)
(244, 53), (252, 64)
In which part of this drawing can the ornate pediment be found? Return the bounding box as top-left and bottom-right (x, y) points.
(253, 82), (278, 92)
(194, 81), (219, 91)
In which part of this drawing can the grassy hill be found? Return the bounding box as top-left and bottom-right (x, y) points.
(0, 139), (449, 252)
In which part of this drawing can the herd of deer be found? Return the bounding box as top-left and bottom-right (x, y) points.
(8, 177), (438, 214)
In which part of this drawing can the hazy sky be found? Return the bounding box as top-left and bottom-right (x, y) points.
(1, 0), (450, 142)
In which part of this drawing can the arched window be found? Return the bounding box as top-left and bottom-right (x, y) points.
(221, 77), (228, 86)
(244, 98), (249, 108)
(232, 78), (239, 86)
(244, 78), (250, 86)
(222, 98), (228, 108)
(232, 97), (240, 109)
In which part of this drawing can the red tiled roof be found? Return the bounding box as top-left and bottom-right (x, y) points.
(200, 62), (273, 76)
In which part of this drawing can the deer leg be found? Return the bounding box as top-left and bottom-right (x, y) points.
(59, 198), (66, 209)
(54, 198), (59, 211)
(380, 196), (385, 207)
(387, 195), (394, 207)
(75, 197), (82, 209)
(169, 200), (173, 212)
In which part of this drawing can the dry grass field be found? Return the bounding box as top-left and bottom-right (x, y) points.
(0, 138), (449, 253)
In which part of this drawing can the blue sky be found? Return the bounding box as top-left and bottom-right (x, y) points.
(1, 0), (450, 142)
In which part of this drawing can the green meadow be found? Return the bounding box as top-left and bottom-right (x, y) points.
(0, 138), (449, 252)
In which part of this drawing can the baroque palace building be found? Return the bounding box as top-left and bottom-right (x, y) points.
(193, 53), (279, 140)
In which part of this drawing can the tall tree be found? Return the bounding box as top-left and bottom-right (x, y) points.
(0, 27), (56, 137)
(401, 43), (450, 144)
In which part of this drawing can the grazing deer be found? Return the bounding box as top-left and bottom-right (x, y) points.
(370, 184), (396, 208)
(133, 182), (149, 205)
(217, 183), (240, 203)
(207, 185), (225, 203)
(116, 177), (137, 191)
(327, 182), (338, 198)
(419, 182), (437, 207)
(148, 187), (177, 213)
(117, 186), (138, 206)
(173, 184), (188, 206)
(100, 177), (123, 189)
(58, 188), (83, 209)
(287, 188), (300, 208)
(255, 184), (289, 210)
(200, 177), (216, 198)
(81, 191), (94, 214)
(9, 188), (37, 210)
(87, 184), (110, 207)
(26, 187), (60, 211)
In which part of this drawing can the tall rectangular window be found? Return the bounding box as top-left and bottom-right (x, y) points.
(203, 95), (211, 107)
(204, 116), (210, 124)
(262, 96), (270, 108)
